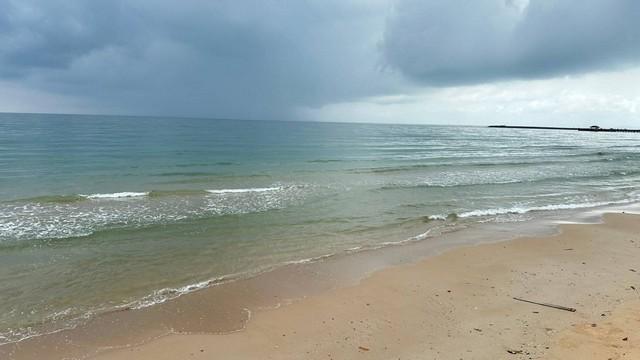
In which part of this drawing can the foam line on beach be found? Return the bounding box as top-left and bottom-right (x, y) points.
(81, 192), (150, 199)
(457, 199), (637, 218)
(206, 187), (282, 194)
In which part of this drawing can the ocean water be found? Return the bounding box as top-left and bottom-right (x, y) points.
(1, 113), (640, 344)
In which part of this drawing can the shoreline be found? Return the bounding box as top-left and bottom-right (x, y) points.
(97, 212), (640, 360)
(3, 208), (640, 359)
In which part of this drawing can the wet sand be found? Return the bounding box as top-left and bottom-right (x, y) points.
(86, 212), (640, 360)
(3, 212), (640, 359)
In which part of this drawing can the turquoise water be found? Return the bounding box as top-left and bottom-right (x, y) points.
(1, 113), (640, 343)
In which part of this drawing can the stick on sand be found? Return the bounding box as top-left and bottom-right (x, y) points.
(512, 297), (576, 312)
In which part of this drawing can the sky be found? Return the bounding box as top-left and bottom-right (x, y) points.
(0, 0), (639, 126)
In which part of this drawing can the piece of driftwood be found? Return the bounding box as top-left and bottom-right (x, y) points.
(512, 297), (576, 312)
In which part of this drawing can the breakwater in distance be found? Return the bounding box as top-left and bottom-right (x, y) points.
(489, 125), (640, 133)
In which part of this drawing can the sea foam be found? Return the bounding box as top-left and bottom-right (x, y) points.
(206, 187), (282, 194)
(81, 192), (149, 199)
(458, 199), (636, 218)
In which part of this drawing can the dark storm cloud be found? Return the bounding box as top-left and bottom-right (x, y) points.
(0, 2), (131, 74)
(0, 0), (392, 118)
(382, 0), (640, 85)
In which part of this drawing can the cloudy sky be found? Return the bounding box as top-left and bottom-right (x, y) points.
(1, 0), (639, 126)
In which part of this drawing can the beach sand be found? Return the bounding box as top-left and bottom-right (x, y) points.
(83, 212), (640, 360)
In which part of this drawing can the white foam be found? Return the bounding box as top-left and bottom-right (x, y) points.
(81, 192), (149, 199)
(379, 229), (432, 246)
(206, 187), (281, 194)
(345, 246), (363, 252)
(413, 230), (432, 240)
(284, 253), (336, 265)
(458, 199), (635, 218)
(129, 274), (237, 310)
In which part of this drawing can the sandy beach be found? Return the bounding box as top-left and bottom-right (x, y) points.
(56, 212), (636, 360)
(3, 2), (640, 359)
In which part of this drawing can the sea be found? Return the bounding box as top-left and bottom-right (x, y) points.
(1, 112), (640, 345)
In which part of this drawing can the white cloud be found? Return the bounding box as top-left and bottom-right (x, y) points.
(298, 67), (640, 127)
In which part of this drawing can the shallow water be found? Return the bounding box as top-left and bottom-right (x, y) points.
(1, 113), (640, 344)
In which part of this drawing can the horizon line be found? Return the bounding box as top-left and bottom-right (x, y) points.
(0, 111), (490, 127)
